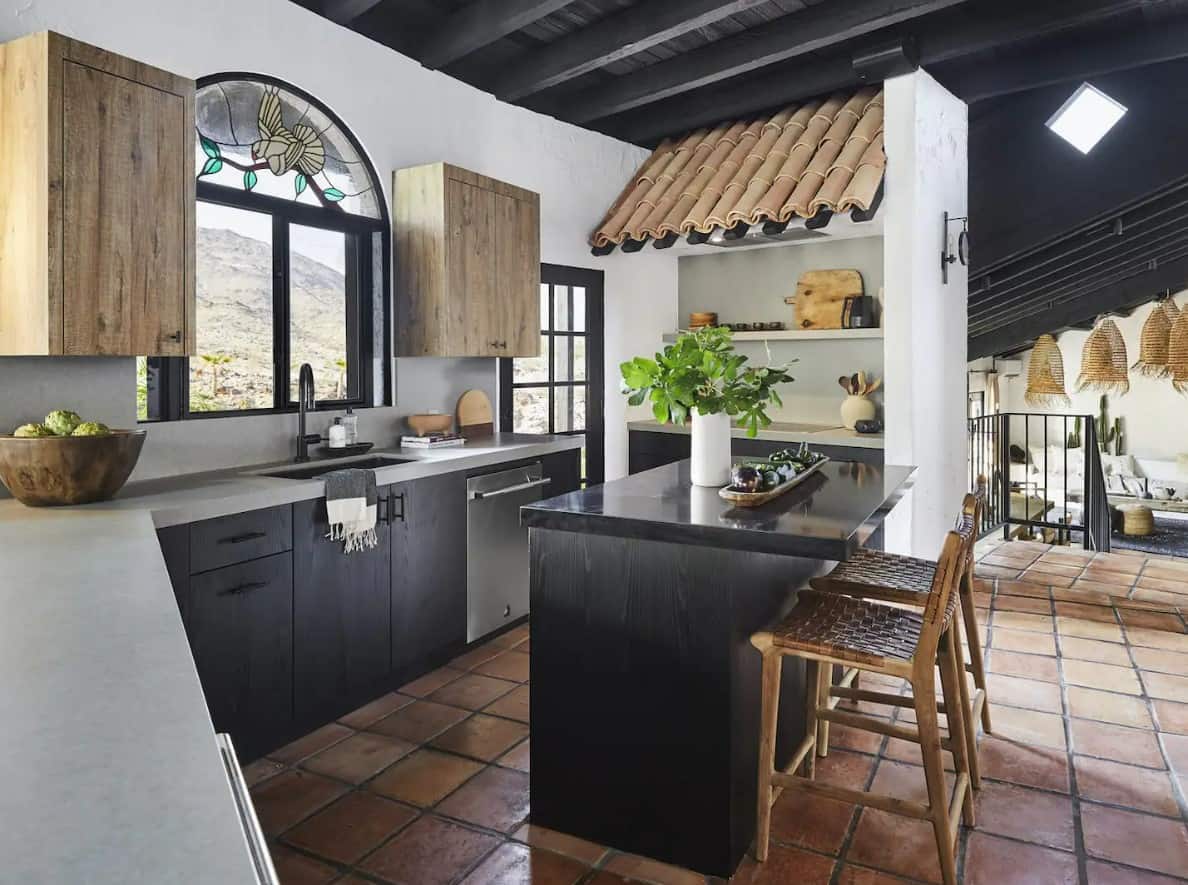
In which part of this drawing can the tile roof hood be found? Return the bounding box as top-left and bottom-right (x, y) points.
(591, 86), (886, 252)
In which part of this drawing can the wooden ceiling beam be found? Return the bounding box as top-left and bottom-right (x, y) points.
(320, 0), (384, 25)
(606, 0), (1144, 145)
(551, 0), (970, 125)
(492, 0), (773, 102)
(420, 0), (575, 69)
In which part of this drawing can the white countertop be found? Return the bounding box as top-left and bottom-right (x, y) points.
(0, 433), (580, 883)
(627, 419), (885, 450)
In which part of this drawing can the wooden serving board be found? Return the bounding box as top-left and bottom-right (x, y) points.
(788, 270), (864, 330)
(718, 457), (830, 508)
(456, 389), (494, 438)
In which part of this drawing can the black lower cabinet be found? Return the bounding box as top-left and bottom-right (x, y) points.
(541, 449), (582, 493)
(187, 552), (294, 760)
(388, 472), (468, 681)
(628, 429), (884, 474)
(292, 496), (392, 728)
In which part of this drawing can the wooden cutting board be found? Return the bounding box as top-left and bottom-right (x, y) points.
(456, 389), (494, 438)
(788, 270), (864, 330)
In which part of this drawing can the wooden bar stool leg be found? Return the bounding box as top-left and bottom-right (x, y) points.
(755, 651), (783, 862)
(939, 626), (976, 826)
(913, 668), (959, 885)
(948, 614), (982, 789)
(803, 659), (820, 778)
(959, 569), (992, 734)
(817, 664), (831, 758)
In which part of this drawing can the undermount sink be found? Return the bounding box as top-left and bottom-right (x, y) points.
(259, 456), (415, 480)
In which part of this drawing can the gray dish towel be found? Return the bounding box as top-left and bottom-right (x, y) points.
(323, 468), (378, 553)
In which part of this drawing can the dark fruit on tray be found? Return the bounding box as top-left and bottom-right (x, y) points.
(730, 464), (763, 493)
(726, 444), (825, 493)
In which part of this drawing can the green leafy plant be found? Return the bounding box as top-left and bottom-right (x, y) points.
(619, 326), (795, 437)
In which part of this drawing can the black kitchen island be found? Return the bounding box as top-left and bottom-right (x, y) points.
(521, 458), (916, 878)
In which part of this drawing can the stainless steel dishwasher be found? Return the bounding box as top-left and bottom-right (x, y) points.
(466, 462), (551, 642)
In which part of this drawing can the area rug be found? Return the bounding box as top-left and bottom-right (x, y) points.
(1111, 514), (1188, 557)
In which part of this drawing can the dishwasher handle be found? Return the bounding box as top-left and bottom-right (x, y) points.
(469, 476), (551, 500)
(217, 733), (279, 885)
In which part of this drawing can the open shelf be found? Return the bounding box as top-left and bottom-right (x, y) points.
(662, 328), (883, 343)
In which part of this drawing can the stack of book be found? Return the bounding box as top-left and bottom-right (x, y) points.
(400, 433), (465, 449)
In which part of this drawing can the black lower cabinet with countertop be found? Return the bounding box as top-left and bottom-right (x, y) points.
(157, 447), (580, 761)
(628, 427), (882, 474)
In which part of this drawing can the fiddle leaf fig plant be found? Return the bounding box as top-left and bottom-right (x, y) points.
(620, 326), (796, 437)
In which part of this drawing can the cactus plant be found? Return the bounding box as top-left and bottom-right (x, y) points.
(1066, 415), (1082, 449)
(1113, 416), (1124, 455)
(1095, 395), (1125, 455)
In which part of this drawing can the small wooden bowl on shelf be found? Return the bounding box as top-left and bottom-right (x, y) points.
(0, 430), (147, 506)
(407, 413), (453, 436)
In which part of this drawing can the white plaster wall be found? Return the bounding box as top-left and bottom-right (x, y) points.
(0, 0), (677, 481)
(882, 70), (969, 558)
(1000, 291), (1188, 463)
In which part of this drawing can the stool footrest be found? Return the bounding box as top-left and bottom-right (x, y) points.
(772, 771), (931, 820)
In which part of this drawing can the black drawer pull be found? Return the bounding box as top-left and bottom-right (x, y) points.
(392, 493), (406, 523)
(218, 581), (268, 597)
(218, 531), (267, 545)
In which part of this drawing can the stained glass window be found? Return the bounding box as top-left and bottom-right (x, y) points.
(195, 77), (382, 219)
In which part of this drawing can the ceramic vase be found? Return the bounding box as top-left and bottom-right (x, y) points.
(690, 408), (732, 487)
(841, 395), (876, 430)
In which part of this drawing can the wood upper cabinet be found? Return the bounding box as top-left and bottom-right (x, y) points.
(395, 163), (540, 357)
(0, 32), (195, 356)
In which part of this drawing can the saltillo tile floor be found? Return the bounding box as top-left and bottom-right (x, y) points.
(249, 540), (1188, 884)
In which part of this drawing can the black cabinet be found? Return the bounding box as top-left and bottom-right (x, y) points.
(187, 553), (294, 760)
(541, 448), (582, 494)
(292, 495), (392, 727)
(388, 471), (468, 681)
(628, 429), (884, 474)
(157, 524), (189, 623)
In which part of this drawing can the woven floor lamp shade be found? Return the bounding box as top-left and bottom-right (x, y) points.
(1077, 318), (1129, 394)
(1169, 307), (1188, 393)
(1026, 334), (1070, 406)
(1133, 302), (1174, 377)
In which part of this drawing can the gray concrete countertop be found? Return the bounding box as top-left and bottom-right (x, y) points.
(0, 433), (580, 883)
(627, 419), (885, 450)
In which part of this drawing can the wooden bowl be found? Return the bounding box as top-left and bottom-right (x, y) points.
(407, 413), (453, 436)
(0, 430), (146, 506)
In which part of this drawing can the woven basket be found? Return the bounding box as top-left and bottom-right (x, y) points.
(1077, 319), (1129, 394)
(1169, 307), (1188, 393)
(1026, 334), (1070, 406)
(1121, 504), (1155, 537)
(1133, 303), (1173, 377)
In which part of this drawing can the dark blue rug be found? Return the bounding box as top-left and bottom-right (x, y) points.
(1111, 515), (1188, 558)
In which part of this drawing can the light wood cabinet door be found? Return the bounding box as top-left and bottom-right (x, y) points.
(61, 61), (188, 356)
(495, 193), (541, 356)
(448, 178), (497, 355)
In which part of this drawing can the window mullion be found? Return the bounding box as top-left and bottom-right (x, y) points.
(273, 215), (290, 409)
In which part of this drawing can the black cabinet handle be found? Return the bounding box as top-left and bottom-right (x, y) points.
(391, 493), (406, 523)
(218, 531), (267, 545)
(218, 581), (268, 597)
(166, 330), (183, 342)
(378, 496), (389, 525)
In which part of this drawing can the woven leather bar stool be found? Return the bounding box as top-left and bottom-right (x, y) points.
(752, 516), (977, 885)
(809, 480), (991, 785)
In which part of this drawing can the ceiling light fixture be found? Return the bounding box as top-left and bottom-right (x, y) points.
(1046, 82), (1127, 154)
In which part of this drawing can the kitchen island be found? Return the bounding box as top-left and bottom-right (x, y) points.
(521, 458), (915, 878)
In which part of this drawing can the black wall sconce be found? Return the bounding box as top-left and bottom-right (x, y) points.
(942, 212), (969, 284)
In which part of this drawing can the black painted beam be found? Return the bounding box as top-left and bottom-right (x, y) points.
(492, 0), (772, 101)
(321, 0), (384, 24)
(420, 0), (574, 69)
(967, 253), (1188, 359)
(605, 0), (1142, 145)
(550, 0), (969, 125)
(941, 14), (1188, 103)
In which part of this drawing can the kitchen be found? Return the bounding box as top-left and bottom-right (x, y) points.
(0, 3), (978, 885)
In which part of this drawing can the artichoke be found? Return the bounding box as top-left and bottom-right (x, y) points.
(72, 421), (111, 437)
(44, 409), (82, 436)
(13, 423), (54, 438)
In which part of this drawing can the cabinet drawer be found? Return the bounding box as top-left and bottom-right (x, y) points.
(190, 506), (293, 574)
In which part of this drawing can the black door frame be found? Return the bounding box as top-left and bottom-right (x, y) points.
(499, 263), (605, 486)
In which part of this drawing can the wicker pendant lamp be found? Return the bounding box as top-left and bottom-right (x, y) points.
(1077, 317), (1129, 394)
(1026, 334), (1070, 406)
(1169, 307), (1188, 393)
(1132, 301), (1174, 377)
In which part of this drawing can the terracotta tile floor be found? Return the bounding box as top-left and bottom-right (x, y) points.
(251, 543), (1188, 884)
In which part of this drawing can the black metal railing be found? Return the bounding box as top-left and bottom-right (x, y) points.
(967, 412), (1110, 552)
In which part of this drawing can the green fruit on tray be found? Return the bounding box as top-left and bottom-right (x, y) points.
(43, 409), (82, 436)
(71, 421), (111, 437)
(13, 423), (54, 438)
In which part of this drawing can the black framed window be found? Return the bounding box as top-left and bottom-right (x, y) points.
(499, 264), (604, 486)
(138, 74), (390, 421)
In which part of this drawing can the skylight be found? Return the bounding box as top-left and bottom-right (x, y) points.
(1046, 83), (1127, 154)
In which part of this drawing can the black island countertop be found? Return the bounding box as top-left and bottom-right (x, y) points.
(522, 458), (916, 560)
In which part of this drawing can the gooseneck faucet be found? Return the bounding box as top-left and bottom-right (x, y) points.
(295, 363), (320, 462)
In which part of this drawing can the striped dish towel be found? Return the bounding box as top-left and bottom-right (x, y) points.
(323, 468), (378, 553)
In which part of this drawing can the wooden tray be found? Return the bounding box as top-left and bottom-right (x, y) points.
(718, 456), (830, 507)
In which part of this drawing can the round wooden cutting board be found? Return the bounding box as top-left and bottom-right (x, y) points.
(456, 389), (494, 438)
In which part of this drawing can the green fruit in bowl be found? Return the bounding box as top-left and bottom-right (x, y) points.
(72, 421), (111, 437)
(44, 409), (82, 436)
(13, 423), (54, 438)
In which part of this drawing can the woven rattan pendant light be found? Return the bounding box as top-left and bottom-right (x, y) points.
(1169, 307), (1188, 393)
(1026, 334), (1070, 406)
(1132, 301), (1174, 377)
(1077, 317), (1129, 394)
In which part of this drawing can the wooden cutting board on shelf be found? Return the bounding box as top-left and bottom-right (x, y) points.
(456, 389), (494, 438)
(786, 269), (864, 330)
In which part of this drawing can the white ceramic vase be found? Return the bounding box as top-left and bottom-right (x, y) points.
(690, 408), (732, 487)
(840, 395), (876, 430)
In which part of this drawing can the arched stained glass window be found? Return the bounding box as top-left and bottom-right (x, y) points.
(195, 76), (382, 219)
